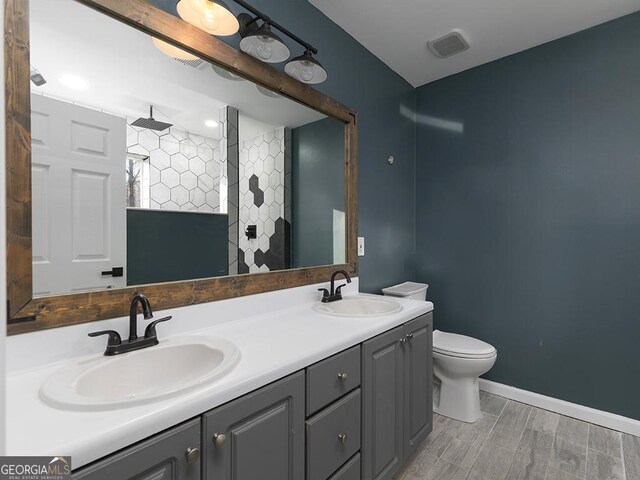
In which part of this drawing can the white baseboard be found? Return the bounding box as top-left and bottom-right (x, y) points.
(479, 379), (640, 437)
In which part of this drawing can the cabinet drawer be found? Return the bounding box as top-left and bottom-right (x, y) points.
(307, 345), (361, 415)
(306, 389), (361, 480)
(328, 453), (361, 480)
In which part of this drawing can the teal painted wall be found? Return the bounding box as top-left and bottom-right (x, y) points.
(291, 117), (345, 268)
(127, 209), (228, 285)
(152, 0), (417, 292)
(415, 12), (640, 419)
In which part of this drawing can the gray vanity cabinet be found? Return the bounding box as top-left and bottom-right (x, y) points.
(202, 371), (305, 480)
(402, 313), (433, 460)
(362, 313), (433, 480)
(361, 325), (405, 480)
(72, 419), (201, 480)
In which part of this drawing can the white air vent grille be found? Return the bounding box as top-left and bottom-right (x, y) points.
(428, 31), (469, 58)
(174, 57), (206, 70)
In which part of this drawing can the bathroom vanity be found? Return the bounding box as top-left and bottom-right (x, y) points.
(72, 312), (432, 480)
(6, 288), (433, 480)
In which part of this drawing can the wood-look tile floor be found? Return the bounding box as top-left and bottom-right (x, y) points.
(395, 392), (640, 480)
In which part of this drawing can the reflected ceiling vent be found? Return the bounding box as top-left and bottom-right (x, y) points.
(173, 57), (207, 70)
(428, 31), (469, 58)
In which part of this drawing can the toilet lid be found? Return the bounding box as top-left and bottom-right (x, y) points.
(433, 330), (496, 358)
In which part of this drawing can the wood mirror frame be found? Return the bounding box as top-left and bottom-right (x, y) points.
(5, 0), (357, 335)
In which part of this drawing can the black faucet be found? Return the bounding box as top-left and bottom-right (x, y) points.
(318, 270), (352, 303)
(88, 294), (172, 356)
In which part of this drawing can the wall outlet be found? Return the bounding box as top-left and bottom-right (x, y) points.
(357, 237), (365, 256)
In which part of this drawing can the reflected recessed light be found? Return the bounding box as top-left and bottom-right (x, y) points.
(59, 74), (89, 91)
(205, 120), (218, 128)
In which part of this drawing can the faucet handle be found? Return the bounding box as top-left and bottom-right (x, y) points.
(335, 284), (347, 295)
(144, 316), (172, 339)
(317, 288), (330, 302)
(88, 330), (121, 346)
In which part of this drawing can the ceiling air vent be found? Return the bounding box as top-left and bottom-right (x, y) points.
(173, 57), (207, 70)
(428, 31), (469, 58)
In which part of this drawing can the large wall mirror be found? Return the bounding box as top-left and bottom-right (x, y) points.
(5, 0), (358, 334)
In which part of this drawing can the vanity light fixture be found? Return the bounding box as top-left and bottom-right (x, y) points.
(164, 0), (328, 83)
(233, 1), (328, 84)
(285, 50), (328, 85)
(211, 64), (244, 81)
(152, 37), (199, 61)
(239, 22), (290, 63)
(256, 85), (281, 98)
(176, 0), (239, 36)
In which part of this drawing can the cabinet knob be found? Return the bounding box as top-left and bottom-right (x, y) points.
(212, 433), (227, 447)
(337, 372), (348, 381)
(399, 337), (407, 344)
(406, 333), (414, 340)
(185, 447), (201, 465)
(338, 433), (348, 444)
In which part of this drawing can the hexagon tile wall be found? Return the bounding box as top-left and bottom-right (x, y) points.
(237, 127), (291, 274)
(126, 119), (222, 213)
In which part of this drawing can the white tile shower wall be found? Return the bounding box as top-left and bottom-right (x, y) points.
(238, 128), (287, 273)
(127, 120), (221, 213)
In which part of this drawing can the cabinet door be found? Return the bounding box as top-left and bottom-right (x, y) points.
(203, 372), (305, 480)
(403, 313), (433, 460)
(72, 419), (201, 480)
(362, 325), (404, 480)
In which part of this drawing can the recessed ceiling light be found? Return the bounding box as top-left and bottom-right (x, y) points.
(59, 74), (89, 91)
(205, 120), (219, 128)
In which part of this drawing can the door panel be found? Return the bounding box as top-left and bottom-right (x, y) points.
(72, 419), (200, 480)
(31, 94), (127, 295)
(203, 372), (305, 480)
(403, 313), (433, 459)
(362, 326), (404, 480)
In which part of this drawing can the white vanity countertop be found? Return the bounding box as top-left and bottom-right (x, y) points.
(6, 282), (433, 469)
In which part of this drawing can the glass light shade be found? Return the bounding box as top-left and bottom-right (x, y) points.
(152, 37), (199, 61)
(177, 0), (239, 36)
(211, 64), (244, 82)
(284, 51), (327, 84)
(239, 24), (290, 63)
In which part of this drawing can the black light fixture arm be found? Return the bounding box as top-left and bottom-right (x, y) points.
(230, 0), (319, 55)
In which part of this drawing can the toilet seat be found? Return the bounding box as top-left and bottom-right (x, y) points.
(433, 330), (496, 359)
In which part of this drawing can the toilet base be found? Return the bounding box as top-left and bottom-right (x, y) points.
(433, 376), (482, 423)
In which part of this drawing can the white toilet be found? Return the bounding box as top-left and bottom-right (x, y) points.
(383, 282), (497, 423)
(432, 330), (496, 422)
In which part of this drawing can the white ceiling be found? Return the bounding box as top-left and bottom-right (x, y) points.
(30, 0), (325, 139)
(309, 0), (640, 87)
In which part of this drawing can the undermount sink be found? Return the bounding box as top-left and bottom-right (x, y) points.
(313, 296), (402, 317)
(40, 336), (240, 410)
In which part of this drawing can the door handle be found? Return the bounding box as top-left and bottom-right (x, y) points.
(101, 267), (124, 277)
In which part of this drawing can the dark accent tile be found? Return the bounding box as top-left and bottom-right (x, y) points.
(237, 249), (249, 274)
(253, 188), (264, 207)
(248, 174), (260, 192)
(254, 249), (265, 268)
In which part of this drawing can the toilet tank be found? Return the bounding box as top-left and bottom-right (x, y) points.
(382, 282), (428, 301)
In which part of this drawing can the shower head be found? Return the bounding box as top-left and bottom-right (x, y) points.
(131, 106), (173, 132)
